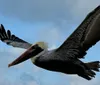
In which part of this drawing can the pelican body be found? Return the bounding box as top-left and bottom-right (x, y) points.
(0, 6), (100, 80)
(32, 49), (85, 74)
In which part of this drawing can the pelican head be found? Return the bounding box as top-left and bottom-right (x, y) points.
(8, 42), (48, 67)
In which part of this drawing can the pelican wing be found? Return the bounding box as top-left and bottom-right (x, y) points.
(57, 5), (100, 58)
(0, 24), (32, 49)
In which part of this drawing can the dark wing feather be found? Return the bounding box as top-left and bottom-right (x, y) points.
(56, 5), (100, 58)
(0, 24), (32, 49)
(82, 12), (100, 51)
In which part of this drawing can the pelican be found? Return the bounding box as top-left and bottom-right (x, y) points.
(0, 5), (100, 80)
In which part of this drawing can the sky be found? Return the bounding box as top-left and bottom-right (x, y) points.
(0, 0), (100, 85)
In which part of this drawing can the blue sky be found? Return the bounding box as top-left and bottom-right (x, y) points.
(0, 0), (100, 85)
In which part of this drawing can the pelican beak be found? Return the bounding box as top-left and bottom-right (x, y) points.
(8, 44), (43, 67)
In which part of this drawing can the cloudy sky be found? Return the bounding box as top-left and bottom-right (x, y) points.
(0, 0), (100, 85)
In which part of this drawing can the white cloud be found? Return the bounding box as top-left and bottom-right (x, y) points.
(0, 0), (100, 85)
(48, 45), (57, 50)
(0, 47), (40, 85)
(36, 27), (64, 47)
(0, 0), (69, 22)
(0, 0), (99, 22)
(27, 81), (38, 85)
(0, 0), (100, 32)
(69, 75), (100, 85)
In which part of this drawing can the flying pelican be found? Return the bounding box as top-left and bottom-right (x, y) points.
(0, 6), (100, 80)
